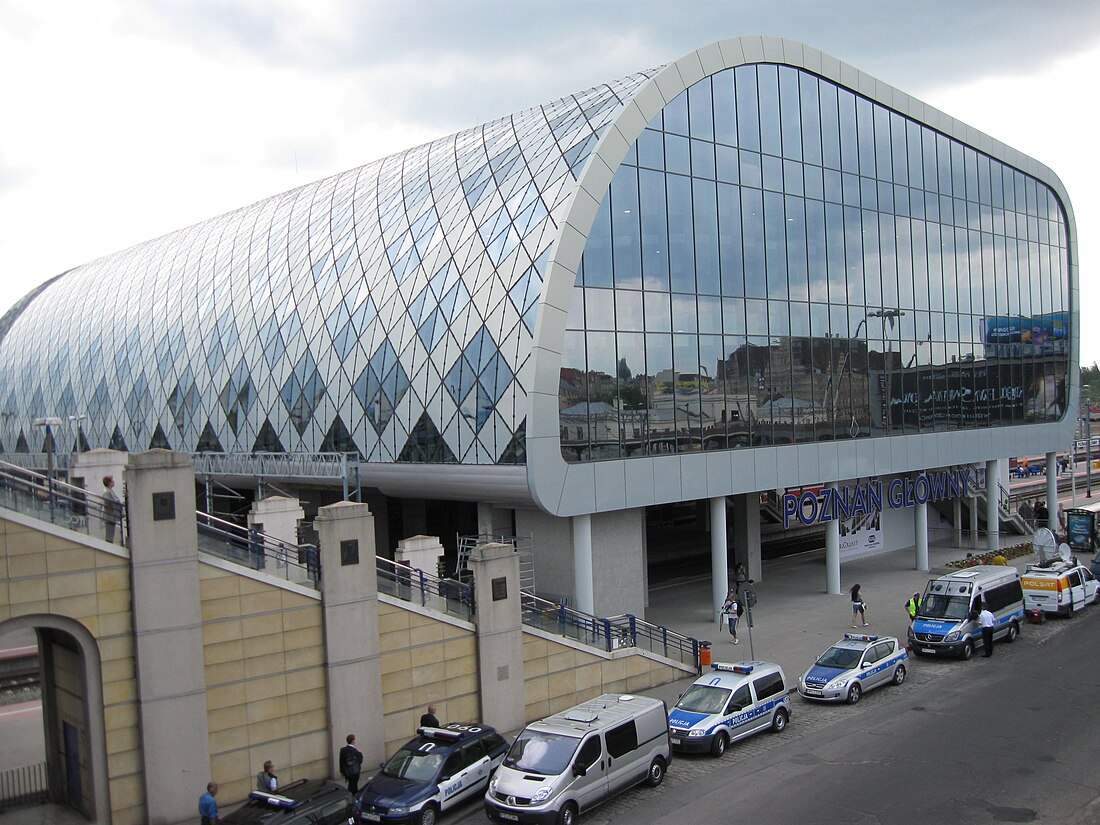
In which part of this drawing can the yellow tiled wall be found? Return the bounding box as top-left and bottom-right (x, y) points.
(378, 600), (479, 755)
(0, 515), (142, 825)
(522, 632), (689, 721)
(198, 564), (328, 803)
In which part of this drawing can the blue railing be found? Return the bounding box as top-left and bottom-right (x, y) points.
(0, 460), (126, 546)
(197, 512), (319, 586)
(376, 557), (474, 621)
(520, 592), (699, 669)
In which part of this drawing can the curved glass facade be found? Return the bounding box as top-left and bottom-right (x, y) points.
(559, 64), (1070, 463)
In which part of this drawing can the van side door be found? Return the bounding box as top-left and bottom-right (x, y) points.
(1067, 568), (1085, 611)
(604, 720), (641, 796)
(749, 672), (785, 735)
(725, 684), (754, 741)
(572, 734), (608, 812)
(440, 737), (490, 810)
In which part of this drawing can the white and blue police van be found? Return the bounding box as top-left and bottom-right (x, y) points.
(907, 566), (1025, 659)
(797, 634), (908, 704)
(667, 661), (790, 757)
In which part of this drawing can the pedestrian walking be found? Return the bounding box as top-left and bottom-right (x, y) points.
(256, 760), (278, 792)
(199, 782), (220, 825)
(1057, 502), (1067, 533)
(419, 704), (440, 728)
(102, 475), (122, 544)
(978, 602), (995, 657)
(850, 583), (869, 627)
(720, 590), (741, 644)
(1018, 499), (1033, 528)
(339, 733), (363, 796)
(1034, 500), (1049, 527)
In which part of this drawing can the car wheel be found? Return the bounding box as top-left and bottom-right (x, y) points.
(961, 640), (974, 660)
(771, 708), (789, 732)
(1005, 622), (1019, 643)
(557, 801), (578, 825)
(645, 756), (666, 786)
(846, 683), (862, 704)
(710, 731), (729, 758)
(418, 804), (438, 825)
(891, 665), (907, 686)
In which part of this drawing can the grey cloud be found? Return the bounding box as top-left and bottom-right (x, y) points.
(135, 0), (1100, 135)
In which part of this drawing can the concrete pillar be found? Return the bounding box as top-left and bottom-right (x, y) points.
(468, 542), (525, 734)
(730, 493), (762, 583)
(395, 535), (445, 576)
(710, 496), (728, 621)
(1046, 451), (1058, 531)
(986, 459), (1000, 551)
(316, 501), (386, 768)
(248, 495), (304, 545)
(124, 450), (210, 825)
(572, 514), (593, 614)
(825, 483), (840, 595)
(969, 495), (979, 549)
(914, 492), (929, 573)
(953, 497), (963, 546)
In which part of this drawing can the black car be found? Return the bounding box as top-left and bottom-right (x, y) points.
(353, 723), (510, 825)
(223, 778), (352, 825)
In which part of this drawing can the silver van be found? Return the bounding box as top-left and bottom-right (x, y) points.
(484, 694), (671, 825)
(907, 565), (1024, 659)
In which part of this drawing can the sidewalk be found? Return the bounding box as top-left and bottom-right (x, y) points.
(639, 538), (1039, 710)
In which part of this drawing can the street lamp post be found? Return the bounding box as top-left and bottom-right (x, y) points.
(1087, 393), (1093, 499)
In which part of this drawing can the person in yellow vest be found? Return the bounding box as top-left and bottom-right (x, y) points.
(904, 592), (922, 622)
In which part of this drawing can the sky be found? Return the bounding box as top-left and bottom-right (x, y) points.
(1, 0), (1097, 361)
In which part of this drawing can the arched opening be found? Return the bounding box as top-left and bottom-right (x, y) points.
(0, 615), (109, 823)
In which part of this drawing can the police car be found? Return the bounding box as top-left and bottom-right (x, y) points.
(223, 779), (351, 824)
(667, 661), (791, 757)
(797, 634), (908, 704)
(353, 723), (509, 825)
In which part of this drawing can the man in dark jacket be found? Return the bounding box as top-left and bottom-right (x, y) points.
(419, 705), (440, 729)
(339, 734), (363, 795)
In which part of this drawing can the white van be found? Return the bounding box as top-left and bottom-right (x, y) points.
(1022, 560), (1100, 616)
(667, 661), (791, 757)
(484, 694), (670, 825)
(908, 565), (1025, 659)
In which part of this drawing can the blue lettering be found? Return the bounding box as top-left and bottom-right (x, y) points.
(798, 491), (819, 526)
(913, 474), (930, 504)
(867, 480), (882, 514)
(835, 486), (852, 520)
(888, 478), (904, 508)
(782, 494), (798, 529)
(929, 472), (947, 500)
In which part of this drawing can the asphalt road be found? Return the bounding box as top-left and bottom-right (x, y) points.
(450, 611), (1100, 825)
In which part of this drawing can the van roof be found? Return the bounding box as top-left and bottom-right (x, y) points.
(531, 694), (664, 736)
(937, 565), (1020, 583)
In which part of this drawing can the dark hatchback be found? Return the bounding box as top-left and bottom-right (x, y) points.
(222, 779), (352, 825)
(353, 724), (509, 825)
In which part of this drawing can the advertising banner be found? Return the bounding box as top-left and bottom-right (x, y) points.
(1065, 509), (1095, 551)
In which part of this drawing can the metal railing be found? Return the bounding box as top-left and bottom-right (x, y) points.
(197, 512), (319, 587)
(376, 557), (474, 621)
(0, 460), (126, 546)
(521, 592), (699, 669)
(0, 762), (48, 811)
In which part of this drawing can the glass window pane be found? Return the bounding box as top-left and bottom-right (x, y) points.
(758, 64), (781, 156)
(735, 66), (760, 151)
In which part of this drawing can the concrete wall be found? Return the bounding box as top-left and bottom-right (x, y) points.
(0, 512), (138, 825)
(522, 628), (690, 720)
(377, 599), (479, 754)
(198, 561), (327, 804)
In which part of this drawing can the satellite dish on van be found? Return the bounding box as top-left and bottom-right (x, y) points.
(1033, 528), (1057, 564)
(1058, 542), (1073, 563)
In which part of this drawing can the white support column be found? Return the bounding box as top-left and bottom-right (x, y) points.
(1046, 451), (1058, 532)
(986, 459), (1000, 552)
(572, 514), (594, 614)
(710, 496), (729, 621)
(914, 482), (929, 572)
(953, 497), (963, 546)
(825, 482), (840, 594)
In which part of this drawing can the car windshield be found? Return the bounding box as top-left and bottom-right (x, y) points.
(676, 684), (732, 714)
(919, 593), (971, 621)
(503, 731), (579, 776)
(815, 646), (861, 669)
(381, 747), (445, 782)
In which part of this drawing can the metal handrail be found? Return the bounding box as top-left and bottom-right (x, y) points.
(0, 459), (125, 545)
(520, 592), (699, 669)
(375, 556), (474, 621)
(196, 511), (319, 586)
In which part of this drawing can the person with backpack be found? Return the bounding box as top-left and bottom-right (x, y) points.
(339, 733), (363, 795)
(720, 590), (741, 645)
